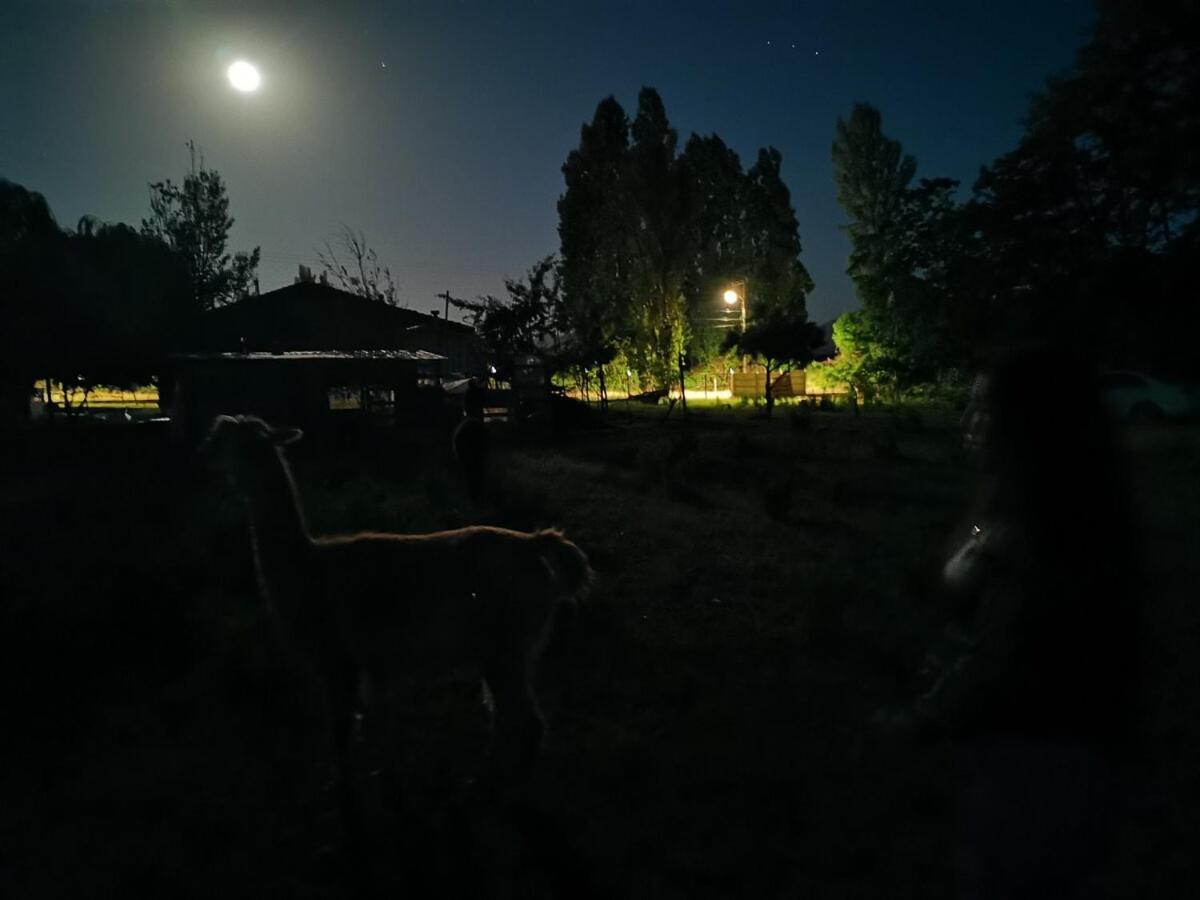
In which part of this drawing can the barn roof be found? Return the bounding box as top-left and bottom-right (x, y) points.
(210, 282), (473, 332)
(191, 282), (474, 353)
(186, 282), (489, 377)
(172, 349), (447, 362)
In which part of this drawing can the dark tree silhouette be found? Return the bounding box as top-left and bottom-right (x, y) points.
(1, 181), (191, 417)
(66, 217), (193, 392)
(678, 133), (753, 376)
(830, 3), (1200, 387)
(558, 96), (633, 408)
(966, 0), (1200, 374)
(315, 225), (400, 305)
(294, 263), (329, 286)
(451, 256), (562, 383)
(0, 179), (65, 421)
(743, 147), (815, 316)
(625, 87), (696, 406)
(832, 103), (969, 388)
(559, 90), (816, 405)
(832, 104), (916, 313)
(141, 141), (260, 311)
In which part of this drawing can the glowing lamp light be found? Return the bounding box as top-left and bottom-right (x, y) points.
(227, 60), (261, 92)
(723, 289), (739, 305)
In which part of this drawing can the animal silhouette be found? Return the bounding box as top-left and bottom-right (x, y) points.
(204, 414), (591, 855)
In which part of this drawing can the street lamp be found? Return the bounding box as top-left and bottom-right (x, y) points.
(723, 280), (748, 373)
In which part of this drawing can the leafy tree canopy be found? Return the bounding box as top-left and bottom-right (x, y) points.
(558, 89), (816, 402)
(832, 103), (971, 385)
(966, 0), (1200, 373)
(2, 179), (192, 393)
(141, 141), (260, 312)
(451, 256), (563, 382)
(722, 308), (823, 414)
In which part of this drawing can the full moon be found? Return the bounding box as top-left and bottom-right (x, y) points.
(227, 60), (261, 92)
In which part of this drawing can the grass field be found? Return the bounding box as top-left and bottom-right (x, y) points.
(31, 381), (161, 409)
(1, 406), (1197, 898)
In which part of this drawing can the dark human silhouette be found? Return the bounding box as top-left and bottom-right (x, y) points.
(202, 414), (592, 867)
(453, 380), (490, 503)
(452, 415), (489, 503)
(882, 344), (1142, 899)
(462, 378), (485, 420)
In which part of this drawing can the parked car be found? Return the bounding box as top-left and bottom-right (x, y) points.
(1097, 371), (1196, 422)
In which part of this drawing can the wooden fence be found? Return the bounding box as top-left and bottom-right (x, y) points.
(731, 370), (806, 398)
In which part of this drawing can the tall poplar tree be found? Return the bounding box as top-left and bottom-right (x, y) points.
(558, 96), (632, 406)
(745, 147), (815, 317)
(832, 103), (968, 386)
(559, 89), (817, 405)
(832, 103), (916, 317)
(626, 87), (695, 400)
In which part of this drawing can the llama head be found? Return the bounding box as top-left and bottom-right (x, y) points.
(202, 415), (303, 488)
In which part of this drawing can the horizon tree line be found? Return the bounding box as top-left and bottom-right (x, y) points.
(4, 0), (1196, 422)
(824, 0), (1200, 399)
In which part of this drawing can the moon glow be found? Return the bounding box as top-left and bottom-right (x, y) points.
(227, 60), (261, 92)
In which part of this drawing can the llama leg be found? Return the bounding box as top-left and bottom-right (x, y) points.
(327, 662), (370, 860)
(480, 653), (545, 775)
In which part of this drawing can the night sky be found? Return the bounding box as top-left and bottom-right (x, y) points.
(2, 0), (1093, 324)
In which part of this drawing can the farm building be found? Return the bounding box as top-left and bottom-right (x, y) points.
(165, 282), (491, 440)
(168, 350), (447, 443)
(189, 282), (488, 376)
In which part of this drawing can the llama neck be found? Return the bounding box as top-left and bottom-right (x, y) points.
(242, 450), (315, 602)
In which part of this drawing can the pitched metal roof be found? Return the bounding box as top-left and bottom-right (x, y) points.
(170, 349), (447, 362)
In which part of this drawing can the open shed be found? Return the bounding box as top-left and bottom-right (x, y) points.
(169, 349), (447, 443)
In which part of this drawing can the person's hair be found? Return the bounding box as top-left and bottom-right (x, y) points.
(983, 343), (1123, 539)
(981, 344), (1142, 743)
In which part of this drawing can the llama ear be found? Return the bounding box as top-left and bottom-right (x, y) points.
(272, 426), (304, 446)
(201, 415), (236, 447)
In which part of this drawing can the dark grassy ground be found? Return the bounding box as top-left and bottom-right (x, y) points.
(1, 406), (1197, 898)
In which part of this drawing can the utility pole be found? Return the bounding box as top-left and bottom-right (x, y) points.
(437, 289), (453, 322)
(723, 280), (749, 373)
(738, 279), (748, 374)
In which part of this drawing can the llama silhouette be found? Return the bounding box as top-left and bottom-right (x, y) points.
(203, 414), (592, 860)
